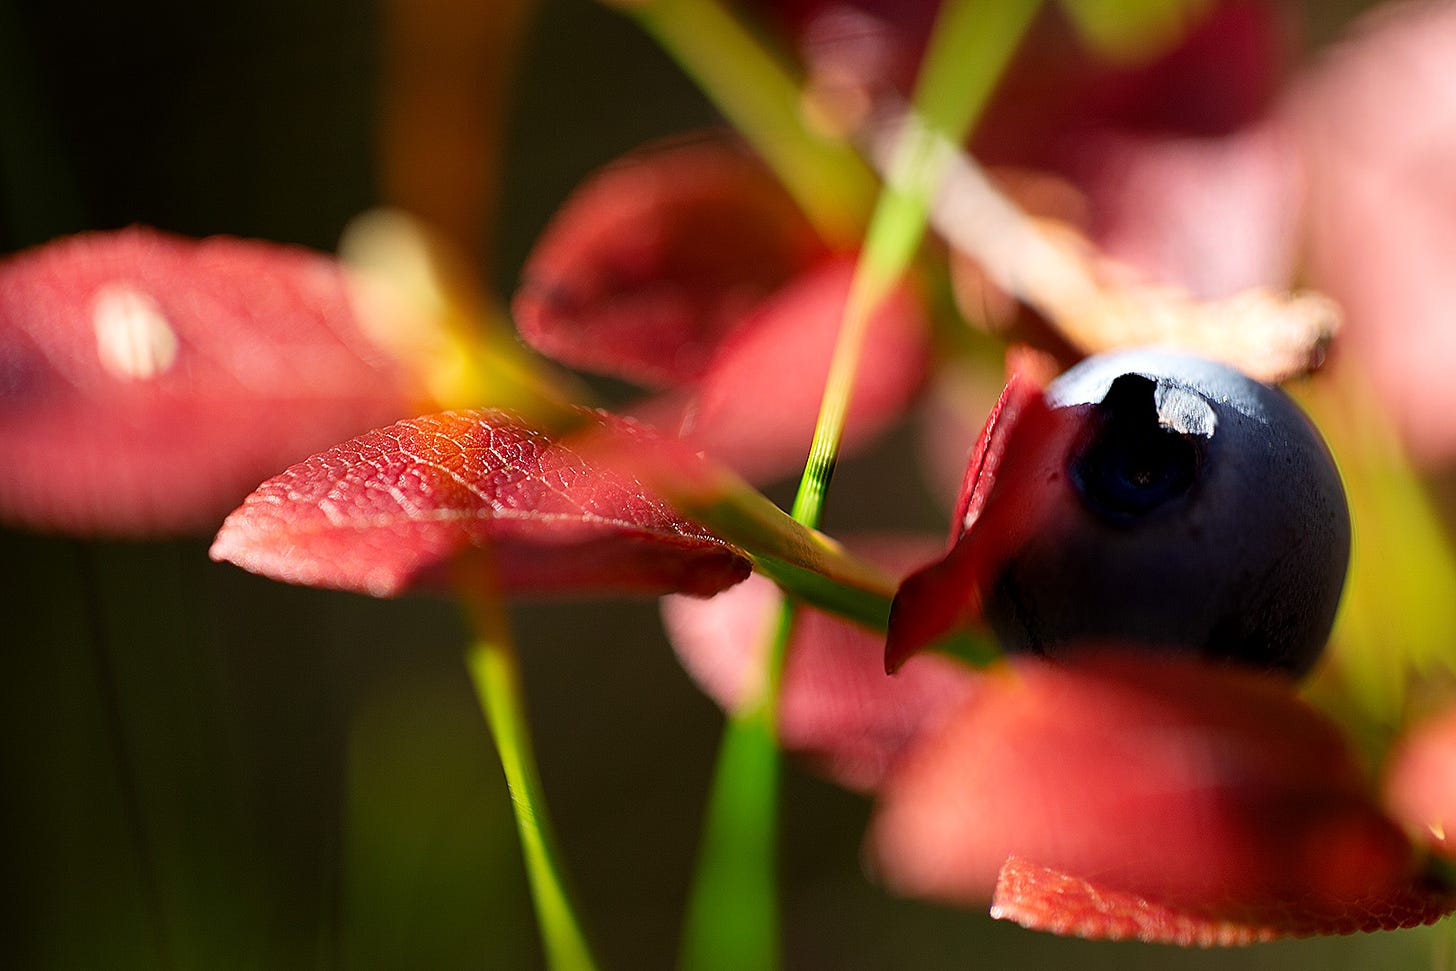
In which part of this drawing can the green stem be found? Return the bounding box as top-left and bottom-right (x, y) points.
(678, 604), (792, 971)
(793, 0), (1042, 528)
(678, 3), (1038, 969)
(461, 583), (598, 971)
(625, 0), (875, 246)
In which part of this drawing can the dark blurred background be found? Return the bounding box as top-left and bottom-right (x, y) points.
(0, 0), (1447, 968)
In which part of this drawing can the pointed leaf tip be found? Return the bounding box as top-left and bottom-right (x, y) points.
(211, 409), (751, 599)
(885, 368), (1055, 671)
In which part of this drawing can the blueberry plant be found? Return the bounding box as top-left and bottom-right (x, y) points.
(8, 1), (1456, 969)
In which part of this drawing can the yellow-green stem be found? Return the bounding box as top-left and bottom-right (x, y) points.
(461, 564), (598, 971)
(675, 4), (1039, 970)
(793, 0), (1043, 528)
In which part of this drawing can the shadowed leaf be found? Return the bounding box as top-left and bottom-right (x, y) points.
(512, 137), (826, 388)
(0, 228), (420, 535)
(868, 651), (1452, 940)
(657, 256), (929, 482)
(210, 409), (751, 598)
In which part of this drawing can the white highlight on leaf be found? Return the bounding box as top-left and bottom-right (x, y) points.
(93, 284), (179, 380)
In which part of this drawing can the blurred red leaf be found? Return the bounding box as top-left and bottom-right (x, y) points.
(1291, 0), (1456, 466)
(662, 257), (929, 482)
(867, 651), (1452, 939)
(210, 409), (751, 598)
(512, 137), (826, 387)
(978, 2), (1290, 167)
(0, 228), (419, 535)
(662, 535), (975, 791)
(1385, 705), (1456, 859)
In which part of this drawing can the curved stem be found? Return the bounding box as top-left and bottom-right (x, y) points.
(678, 603), (793, 971)
(459, 562), (599, 971)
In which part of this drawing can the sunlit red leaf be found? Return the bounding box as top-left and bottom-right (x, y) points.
(867, 651), (1452, 939)
(992, 856), (1454, 946)
(0, 228), (420, 535)
(662, 535), (975, 791)
(210, 409), (751, 598)
(512, 137), (826, 387)
(662, 257), (930, 482)
(978, 2), (1291, 169)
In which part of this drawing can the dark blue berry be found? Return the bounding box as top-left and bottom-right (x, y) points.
(983, 349), (1350, 678)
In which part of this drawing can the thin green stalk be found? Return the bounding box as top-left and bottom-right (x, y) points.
(679, 604), (794, 971)
(679, 3), (1039, 969)
(625, 0), (875, 246)
(793, 0), (1043, 528)
(461, 570), (598, 971)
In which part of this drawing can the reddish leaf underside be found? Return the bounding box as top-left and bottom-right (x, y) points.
(992, 856), (1456, 946)
(209, 409), (751, 598)
(0, 227), (418, 535)
(867, 652), (1452, 941)
(512, 137), (827, 388)
(662, 535), (976, 791)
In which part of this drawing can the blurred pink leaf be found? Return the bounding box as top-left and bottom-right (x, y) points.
(867, 651), (1452, 939)
(660, 257), (929, 482)
(662, 535), (975, 791)
(1291, 0), (1456, 466)
(210, 409), (751, 598)
(0, 228), (420, 535)
(512, 137), (826, 387)
(1385, 705), (1456, 859)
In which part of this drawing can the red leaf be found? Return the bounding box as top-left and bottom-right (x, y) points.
(209, 409), (751, 598)
(512, 137), (826, 387)
(978, 3), (1291, 168)
(662, 535), (976, 791)
(867, 651), (1445, 938)
(662, 257), (929, 482)
(886, 369), (1069, 671)
(992, 856), (1455, 946)
(0, 228), (418, 535)
(1291, 1), (1456, 465)
(1385, 705), (1456, 859)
